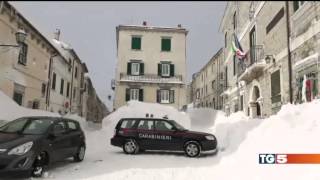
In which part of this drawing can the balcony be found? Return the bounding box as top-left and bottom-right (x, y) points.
(238, 45), (266, 83)
(119, 73), (183, 84)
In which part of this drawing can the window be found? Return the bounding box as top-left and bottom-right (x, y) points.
(52, 72), (56, 90)
(271, 70), (281, 103)
(205, 85), (208, 95)
(120, 119), (137, 129)
(13, 91), (23, 106)
(137, 120), (153, 130)
(127, 62), (144, 75)
(161, 63), (170, 77)
(130, 89), (139, 100)
(67, 121), (78, 131)
(32, 101), (39, 109)
(125, 88), (143, 101)
(131, 63), (140, 75)
(155, 121), (174, 131)
(73, 87), (76, 100)
(18, 42), (28, 65)
(53, 121), (67, 134)
(266, 8), (284, 34)
(75, 66), (78, 78)
(157, 89), (174, 104)
(233, 11), (237, 30)
(240, 95), (244, 111)
(60, 78), (64, 95)
(212, 80), (216, 89)
(131, 36), (141, 50)
(294, 1), (305, 12)
(66, 82), (70, 98)
(68, 59), (72, 72)
(225, 67), (228, 87)
(225, 32), (228, 48)
(161, 38), (171, 51)
(41, 83), (46, 97)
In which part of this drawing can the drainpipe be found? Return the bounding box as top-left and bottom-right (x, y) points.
(46, 53), (58, 111)
(285, 1), (293, 104)
(69, 58), (75, 112)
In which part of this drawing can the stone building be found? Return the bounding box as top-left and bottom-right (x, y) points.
(113, 22), (188, 110)
(0, 1), (60, 110)
(191, 1), (320, 118)
(191, 48), (224, 109)
(85, 76), (109, 123)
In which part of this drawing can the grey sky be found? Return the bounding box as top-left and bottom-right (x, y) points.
(10, 1), (226, 110)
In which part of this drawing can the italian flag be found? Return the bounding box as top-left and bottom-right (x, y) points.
(231, 33), (246, 60)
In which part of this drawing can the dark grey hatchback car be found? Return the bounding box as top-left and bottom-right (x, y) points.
(0, 116), (86, 178)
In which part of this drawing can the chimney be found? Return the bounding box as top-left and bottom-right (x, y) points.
(54, 28), (60, 40)
(142, 21), (147, 26)
(178, 24), (182, 28)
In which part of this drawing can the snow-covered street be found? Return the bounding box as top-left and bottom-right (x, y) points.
(1, 91), (320, 180)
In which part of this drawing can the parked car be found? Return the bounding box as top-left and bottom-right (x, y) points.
(0, 116), (86, 178)
(111, 118), (218, 157)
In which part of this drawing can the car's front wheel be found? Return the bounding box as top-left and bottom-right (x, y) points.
(74, 145), (86, 162)
(123, 139), (139, 154)
(184, 141), (201, 157)
(32, 152), (47, 178)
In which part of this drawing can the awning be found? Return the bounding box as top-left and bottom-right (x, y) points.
(293, 53), (319, 72)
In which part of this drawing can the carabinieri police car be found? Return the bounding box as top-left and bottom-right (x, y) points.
(110, 117), (217, 157)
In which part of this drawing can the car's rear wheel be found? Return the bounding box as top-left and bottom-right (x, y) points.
(123, 139), (139, 154)
(32, 152), (47, 178)
(74, 145), (86, 162)
(184, 141), (201, 157)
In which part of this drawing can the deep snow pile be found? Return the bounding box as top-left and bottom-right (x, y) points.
(1, 89), (320, 179)
(0, 91), (87, 128)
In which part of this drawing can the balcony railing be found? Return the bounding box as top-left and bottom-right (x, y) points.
(119, 73), (183, 84)
(238, 45), (266, 81)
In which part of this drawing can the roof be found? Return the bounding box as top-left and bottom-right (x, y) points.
(82, 63), (89, 73)
(117, 24), (188, 35)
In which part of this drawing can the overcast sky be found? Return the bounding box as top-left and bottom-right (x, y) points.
(10, 1), (226, 110)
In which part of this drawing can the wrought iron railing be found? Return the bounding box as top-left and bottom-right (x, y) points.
(238, 45), (265, 76)
(119, 73), (183, 83)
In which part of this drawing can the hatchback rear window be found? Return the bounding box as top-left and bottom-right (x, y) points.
(120, 120), (136, 129)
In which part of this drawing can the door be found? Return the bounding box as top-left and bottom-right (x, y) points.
(154, 120), (182, 151)
(136, 120), (156, 150)
(49, 121), (71, 162)
(65, 119), (83, 155)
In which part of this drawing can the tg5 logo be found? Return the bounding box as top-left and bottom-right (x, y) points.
(259, 154), (288, 164)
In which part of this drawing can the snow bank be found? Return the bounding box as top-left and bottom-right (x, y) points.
(0, 91), (87, 129)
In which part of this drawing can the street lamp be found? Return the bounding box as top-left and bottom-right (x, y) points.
(0, 28), (27, 48)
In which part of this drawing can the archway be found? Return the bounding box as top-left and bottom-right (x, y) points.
(249, 85), (261, 118)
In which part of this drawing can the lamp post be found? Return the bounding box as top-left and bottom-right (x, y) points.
(0, 29), (27, 48)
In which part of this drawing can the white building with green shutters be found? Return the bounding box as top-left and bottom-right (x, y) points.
(113, 22), (188, 110)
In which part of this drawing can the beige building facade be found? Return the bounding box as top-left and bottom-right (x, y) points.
(191, 1), (320, 119)
(0, 1), (58, 110)
(114, 22), (188, 110)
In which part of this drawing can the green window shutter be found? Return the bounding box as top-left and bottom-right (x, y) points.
(125, 88), (130, 101)
(170, 64), (175, 77)
(156, 90), (160, 103)
(161, 38), (171, 51)
(139, 89), (143, 101)
(131, 37), (141, 50)
(158, 63), (161, 76)
(127, 62), (132, 75)
(169, 90), (175, 103)
(140, 63), (144, 75)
